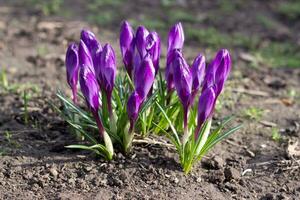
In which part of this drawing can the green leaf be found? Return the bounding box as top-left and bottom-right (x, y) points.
(200, 124), (242, 156)
(152, 122), (180, 150)
(155, 101), (181, 147)
(66, 144), (111, 160)
(57, 91), (92, 122)
(66, 119), (98, 144)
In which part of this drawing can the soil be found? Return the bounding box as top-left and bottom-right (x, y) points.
(1, 1), (300, 200)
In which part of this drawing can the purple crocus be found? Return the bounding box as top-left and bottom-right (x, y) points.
(194, 86), (216, 139)
(127, 55), (155, 132)
(172, 51), (192, 137)
(78, 40), (99, 114)
(127, 91), (143, 131)
(120, 21), (135, 77)
(146, 31), (161, 73)
(166, 22), (184, 93)
(191, 54), (206, 103)
(165, 49), (178, 93)
(78, 40), (106, 139)
(203, 49), (231, 97)
(65, 43), (79, 104)
(135, 26), (149, 59)
(134, 55), (156, 100)
(81, 29), (102, 67)
(97, 44), (116, 116)
(194, 49), (231, 140)
(167, 22), (184, 54)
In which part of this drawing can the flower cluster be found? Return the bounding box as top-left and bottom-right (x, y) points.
(120, 22), (160, 131)
(62, 21), (240, 173)
(65, 30), (114, 159)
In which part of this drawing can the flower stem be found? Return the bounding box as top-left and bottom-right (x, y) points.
(92, 111), (104, 138)
(71, 86), (78, 105)
(92, 110), (114, 159)
(181, 106), (190, 145)
(123, 123), (133, 153)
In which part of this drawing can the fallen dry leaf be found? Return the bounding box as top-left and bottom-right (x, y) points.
(281, 98), (294, 106)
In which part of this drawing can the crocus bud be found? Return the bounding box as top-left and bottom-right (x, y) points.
(146, 31), (161, 73)
(136, 26), (149, 59)
(203, 49), (231, 96)
(78, 39), (95, 74)
(134, 55), (156, 100)
(127, 91), (142, 130)
(80, 29), (102, 67)
(165, 49), (179, 92)
(98, 44), (116, 115)
(214, 49), (231, 96)
(172, 51), (192, 140)
(172, 52), (192, 110)
(65, 43), (79, 104)
(191, 54), (206, 102)
(167, 22), (184, 53)
(78, 40), (99, 113)
(195, 86), (216, 139)
(120, 21), (135, 77)
(166, 22), (184, 94)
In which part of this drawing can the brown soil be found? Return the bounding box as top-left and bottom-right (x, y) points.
(1, 1), (300, 200)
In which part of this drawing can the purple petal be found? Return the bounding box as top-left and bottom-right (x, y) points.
(120, 21), (135, 76)
(165, 49), (180, 92)
(191, 54), (206, 96)
(197, 86), (216, 129)
(127, 91), (142, 125)
(79, 40), (95, 74)
(214, 49), (231, 95)
(80, 29), (102, 66)
(134, 55), (155, 100)
(135, 26), (149, 59)
(172, 52), (192, 109)
(65, 43), (79, 89)
(167, 22), (184, 54)
(79, 63), (100, 113)
(203, 49), (231, 96)
(146, 31), (161, 73)
(98, 44), (116, 95)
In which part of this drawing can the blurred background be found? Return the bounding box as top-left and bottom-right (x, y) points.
(1, 0), (300, 68)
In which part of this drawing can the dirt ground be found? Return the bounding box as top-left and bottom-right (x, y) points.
(0, 0), (300, 199)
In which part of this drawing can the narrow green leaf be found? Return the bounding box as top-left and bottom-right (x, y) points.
(155, 101), (181, 146)
(200, 124), (242, 156)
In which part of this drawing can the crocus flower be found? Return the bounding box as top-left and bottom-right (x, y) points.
(214, 49), (231, 96)
(194, 86), (216, 139)
(97, 44), (116, 116)
(80, 29), (102, 67)
(78, 40), (99, 115)
(120, 21), (135, 77)
(127, 91), (143, 131)
(135, 26), (149, 59)
(167, 22), (184, 54)
(146, 31), (161, 73)
(134, 55), (156, 100)
(166, 22), (184, 93)
(78, 40), (114, 158)
(127, 55), (155, 133)
(190, 54), (206, 103)
(203, 49), (231, 97)
(172, 51), (192, 137)
(65, 42), (79, 104)
(165, 49), (178, 93)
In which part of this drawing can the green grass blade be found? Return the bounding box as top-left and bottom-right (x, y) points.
(155, 101), (181, 146)
(200, 124), (242, 156)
